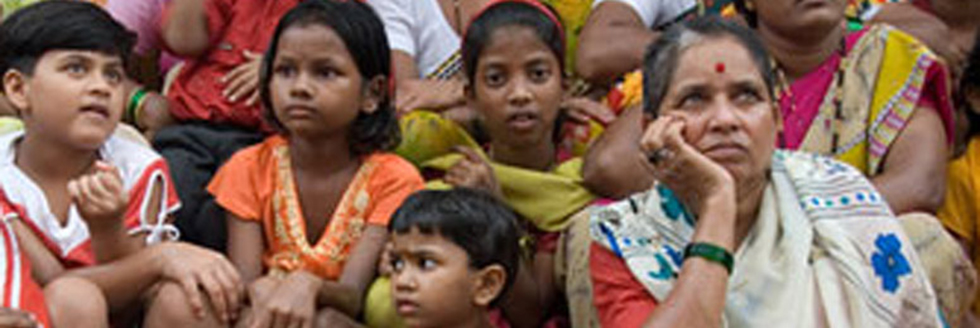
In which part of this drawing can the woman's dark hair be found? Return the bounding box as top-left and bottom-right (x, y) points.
(260, 0), (398, 156)
(642, 16), (775, 116)
(0, 0), (136, 89)
(462, 1), (565, 84)
(390, 188), (522, 307)
(960, 26), (980, 138)
(732, 0), (758, 28)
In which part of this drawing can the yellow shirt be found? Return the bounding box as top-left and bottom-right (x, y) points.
(938, 137), (980, 314)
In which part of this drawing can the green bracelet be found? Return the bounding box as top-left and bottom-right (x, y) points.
(684, 242), (734, 274)
(126, 88), (148, 123)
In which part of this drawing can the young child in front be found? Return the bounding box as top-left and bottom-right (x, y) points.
(207, 1), (424, 326)
(396, 1), (594, 326)
(387, 189), (521, 328)
(0, 2), (245, 327)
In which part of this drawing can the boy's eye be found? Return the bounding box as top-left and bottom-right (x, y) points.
(390, 256), (405, 273)
(104, 69), (123, 84)
(64, 63), (87, 75)
(419, 258), (436, 270)
(315, 66), (338, 79)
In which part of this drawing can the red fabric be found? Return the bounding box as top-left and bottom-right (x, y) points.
(0, 196), (51, 328)
(590, 243), (657, 328)
(163, 0), (301, 130)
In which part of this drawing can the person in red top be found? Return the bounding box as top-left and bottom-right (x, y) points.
(151, 0), (303, 251)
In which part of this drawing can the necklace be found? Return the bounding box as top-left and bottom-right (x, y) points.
(774, 30), (849, 154)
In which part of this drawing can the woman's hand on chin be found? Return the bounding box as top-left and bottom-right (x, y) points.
(639, 115), (736, 216)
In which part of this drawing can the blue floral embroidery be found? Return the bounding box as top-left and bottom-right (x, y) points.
(871, 233), (912, 293)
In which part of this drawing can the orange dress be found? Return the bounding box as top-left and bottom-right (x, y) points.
(208, 136), (424, 279)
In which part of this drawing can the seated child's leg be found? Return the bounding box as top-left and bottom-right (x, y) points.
(44, 277), (108, 328)
(143, 281), (223, 328)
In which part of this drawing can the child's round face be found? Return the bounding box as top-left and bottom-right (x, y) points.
(469, 25), (563, 151)
(389, 228), (499, 328)
(11, 50), (125, 149)
(269, 24), (369, 139)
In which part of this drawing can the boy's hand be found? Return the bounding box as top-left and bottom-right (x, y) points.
(248, 271), (321, 328)
(222, 51), (262, 106)
(0, 307), (38, 328)
(445, 146), (503, 199)
(68, 161), (127, 231)
(154, 242), (244, 324)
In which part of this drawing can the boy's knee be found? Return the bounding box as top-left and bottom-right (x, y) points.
(44, 277), (108, 327)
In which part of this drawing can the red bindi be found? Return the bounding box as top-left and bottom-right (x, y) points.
(715, 62), (726, 73)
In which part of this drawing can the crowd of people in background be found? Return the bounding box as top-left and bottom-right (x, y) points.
(0, 0), (978, 327)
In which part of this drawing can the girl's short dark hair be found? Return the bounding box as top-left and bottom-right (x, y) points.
(260, 0), (399, 156)
(642, 16), (775, 117)
(462, 1), (565, 84)
(0, 0), (136, 89)
(390, 189), (522, 307)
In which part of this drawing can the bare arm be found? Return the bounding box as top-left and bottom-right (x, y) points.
(575, 2), (658, 86)
(581, 105), (655, 198)
(227, 213), (266, 283)
(11, 219), (65, 284)
(315, 226), (388, 317)
(499, 252), (557, 328)
(161, 0), (211, 58)
(392, 51), (466, 113)
(872, 106), (948, 214)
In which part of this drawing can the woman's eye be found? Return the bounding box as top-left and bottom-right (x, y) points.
(734, 89), (761, 104)
(679, 93), (705, 109)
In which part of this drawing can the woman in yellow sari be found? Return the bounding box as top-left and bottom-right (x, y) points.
(584, 0), (955, 216)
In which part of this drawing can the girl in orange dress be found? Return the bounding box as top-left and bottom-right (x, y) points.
(207, 1), (423, 326)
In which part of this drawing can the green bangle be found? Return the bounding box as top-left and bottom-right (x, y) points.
(684, 242), (734, 274)
(126, 88), (148, 123)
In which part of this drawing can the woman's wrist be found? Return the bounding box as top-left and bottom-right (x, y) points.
(692, 191), (738, 252)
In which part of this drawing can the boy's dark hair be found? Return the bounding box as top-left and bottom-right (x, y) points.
(260, 0), (399, 156)
(390, 189), (522, 307)
(643, 16), (775, 117)
(462, 1), (565, 84)
(961, 26), (980, 138)
(0, 0), (136, 89)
